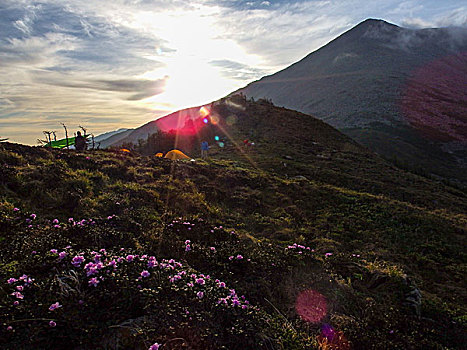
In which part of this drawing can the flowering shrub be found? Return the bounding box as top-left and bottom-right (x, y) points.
(1, 245), (265, 349)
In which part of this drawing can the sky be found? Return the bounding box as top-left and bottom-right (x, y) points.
(1, 0), (466, 144)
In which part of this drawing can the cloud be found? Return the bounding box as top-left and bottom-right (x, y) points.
(32, 72), (168, 101)
(210, 59), (268, 80)
(435, 7), (467, 27)
(401, 17), (433, 29)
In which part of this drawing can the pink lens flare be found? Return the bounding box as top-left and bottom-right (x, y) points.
(295, 289), (327, 323)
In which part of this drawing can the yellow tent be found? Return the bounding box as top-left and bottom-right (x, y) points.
(164, 149), (190, 160)
(155, 152), (163, 157)
(120, 148), (131, 153)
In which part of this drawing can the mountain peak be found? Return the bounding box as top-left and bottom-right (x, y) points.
(358, 18), (399, 27)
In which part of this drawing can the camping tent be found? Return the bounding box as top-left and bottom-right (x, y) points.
(164, 149), (190, 160)
(44, 135), (89, 149)
(155, 152), (163, 157)
(45, 137), (76, 148)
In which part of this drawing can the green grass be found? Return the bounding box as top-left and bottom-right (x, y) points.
(0, 96), (466, 349)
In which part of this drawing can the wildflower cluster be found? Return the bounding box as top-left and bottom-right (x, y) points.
(6, 274), (34, 306)
(286, 242), (314, 254)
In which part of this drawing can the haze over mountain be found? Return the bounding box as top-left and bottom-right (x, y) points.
(236, 19), (467, 183)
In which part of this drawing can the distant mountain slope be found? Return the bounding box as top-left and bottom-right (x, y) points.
(236, 19), (467, 183)
(106, 105), (210, 148)
(97, 128), (134, 148)
(94, 128), (131, 144)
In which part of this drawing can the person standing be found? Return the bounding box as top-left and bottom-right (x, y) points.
(201, 141), (209, 159)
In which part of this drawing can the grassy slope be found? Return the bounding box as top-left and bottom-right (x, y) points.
(0, 96), (465, 349)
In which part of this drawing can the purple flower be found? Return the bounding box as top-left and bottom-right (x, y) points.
(49, 321), (56, 327)
(30, 214), (36, 219)
(71, 255), (85, 266)
(232, 299), (241, 306)
(88, 277), (99, 287)
(58, 252), (67, 260)
(185, 240), (191, 244)
(6, 326), (13, 331)
(217, 282), (226, 288)
(210, 247), (216, 252)
(13, 301), (19, 306)
(7, 278), (17, 284)
(52, 219), (59, 224)
(149, 343), (160, 350)
(197, 291), (204, 299)
(126, 255), (134, 262)
(218, 298), (228, 305)
(325, 252), (333, 257)
(185, 245), (191, 252)
(54, 225), (61, 228)
(141, 270), (150, 278)
(195, 278), (205, 285)
(50, 249), (58, 254)
(13, 208), (19, 212)
(49, 302), (62, 311)
(236, 255), (243, 260)
(11, 292), (24, 299)
(16, 285), (23, 291)
(228, 256), (234, 261)
(68, 218), (74, 222)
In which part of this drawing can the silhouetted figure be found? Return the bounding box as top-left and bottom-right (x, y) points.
(75, 131), (86, 151)
(201, 141), (209, 159)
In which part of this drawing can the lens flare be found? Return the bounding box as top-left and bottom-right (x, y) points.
(199, 106), (210, 117)
(400, 52), (467, 143)
(210, 114), (220, 125)
(295, 289), (327, 323)
(318, 324), (351, 350)
(214, 136), (220, 141)
(203, 118), (209, 124)
(218, 142), (225, 148)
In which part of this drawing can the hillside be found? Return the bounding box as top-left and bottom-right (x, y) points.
(236, 19), (467, 184)
(106, 105), (213, 148)
(1, 96), (466, 349)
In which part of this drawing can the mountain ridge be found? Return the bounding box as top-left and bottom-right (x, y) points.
(235, 18), (467, 183)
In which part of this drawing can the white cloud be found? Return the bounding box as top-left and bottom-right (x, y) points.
(435, 7), (467, 27)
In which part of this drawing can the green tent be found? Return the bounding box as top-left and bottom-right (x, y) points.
(44, 135), (88, 149)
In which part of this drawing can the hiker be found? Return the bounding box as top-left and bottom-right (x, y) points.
(201, 141), (209, 159)
(75, 131), (86, 151)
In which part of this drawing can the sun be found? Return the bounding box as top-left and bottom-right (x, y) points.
(129, 5), (264, 116)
